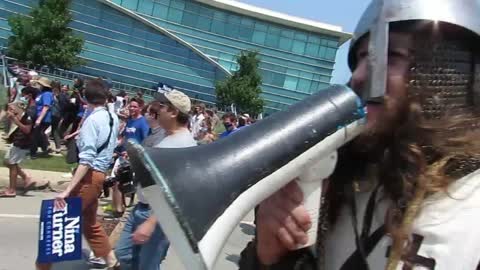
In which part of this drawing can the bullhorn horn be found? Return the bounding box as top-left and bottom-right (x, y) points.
(127, 85), (366, 270)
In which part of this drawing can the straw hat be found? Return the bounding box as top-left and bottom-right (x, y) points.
(31, 77), (51, 88)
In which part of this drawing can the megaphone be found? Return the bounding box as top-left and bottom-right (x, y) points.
(127, 85), (366, 270)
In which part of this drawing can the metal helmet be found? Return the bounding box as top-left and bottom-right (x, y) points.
(348, 0), (480, 116)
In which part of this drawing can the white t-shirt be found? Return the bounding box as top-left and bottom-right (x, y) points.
(107, 102), (115, 114)
(114, 96), (124, 114)
(191, 114), (205, 139)
(324, 169), (480, 270)
(154, 128), (197, 148)
(137, 128), (196, 203)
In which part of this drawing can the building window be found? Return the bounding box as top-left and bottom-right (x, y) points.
(310, 81), (319, 92)
(308, 34), (321, 44)
(137, 0), (154, 15)
(272, 73), (286, 87)
(286, 69), (300, 77)
(265, 33), (280, 48)
(325, 47), (337, 60)
(167, 7), (183, 23)
(281, 29), (294, 39)
(300, 71), (313, 80)
(327, 40), (339, 47)
(153, 3), (168, 18)
(238, 27), (254, 41)
(241, 17), (254, 27)
(170, 0), (185, 9)
(292, 40), (306, 54)
(272, 65), (287, 73)
(253, 30), (266, 45)
(294, 32), (308, 42)
(297, 78), (311, 92)
(254, 22), (268, 32)
(305, 43), (319, 57)
(261, 70), (273, 84)
(318, 46), (327, 58)
(184, 1), (199, 12)
(319, 82), (330, 90)
(157, 0), (170, 6)
(199, 5), (214, 18)
(268, 25), (281, 35)
(284, 75), (298, 90)
(227, 14), (241, 24)
(197, 16), (212, 31)
(219, 52), (232, 61)
(314, 66), (332, 74)
(279, 37), (293, 51)
(182, 12), (198, 27)
(121, 0), (138, 10)
(225, 23), (239, 38)
(213, 10), (227, 21)
(211, 19), (225, 35)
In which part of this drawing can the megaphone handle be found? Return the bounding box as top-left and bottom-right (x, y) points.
(296, 179), (322, 248)
(294, 151), (337, 248)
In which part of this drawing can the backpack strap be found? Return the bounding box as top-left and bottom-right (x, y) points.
(96, 109), (113, 154)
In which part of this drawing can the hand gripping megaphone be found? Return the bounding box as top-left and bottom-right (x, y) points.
(126, 85), (366, 270)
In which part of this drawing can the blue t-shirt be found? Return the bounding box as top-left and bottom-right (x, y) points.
(220, 126), (243, 138)
(35, 91), (53, 123)
(123, 116), (150, 144)
(77, 100), (86, 118)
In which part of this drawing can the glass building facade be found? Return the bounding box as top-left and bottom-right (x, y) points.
(0, 0), (350, 113)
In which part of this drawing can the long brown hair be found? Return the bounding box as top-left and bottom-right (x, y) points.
(324, 99), (480, 269)
(325, 27), (480, 270)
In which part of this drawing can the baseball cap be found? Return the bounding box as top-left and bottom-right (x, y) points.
(155, 89), (191, 114)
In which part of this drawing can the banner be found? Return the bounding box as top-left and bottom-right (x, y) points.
(37, 197), (82, 263)
(156, 82), (173, 93)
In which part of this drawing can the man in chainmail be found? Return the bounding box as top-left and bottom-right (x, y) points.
(238, 0), (480, 269)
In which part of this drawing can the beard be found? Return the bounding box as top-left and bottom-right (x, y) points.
(346, 95), (410, 163)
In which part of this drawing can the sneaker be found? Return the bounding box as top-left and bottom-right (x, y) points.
(87, 251), (107, 269)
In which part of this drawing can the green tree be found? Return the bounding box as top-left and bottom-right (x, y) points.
(7, 0), (84, 69)
(215, 50), (264, 116)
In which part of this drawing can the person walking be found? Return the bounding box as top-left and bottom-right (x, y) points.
(30, 77), (53, 159)
(36, 78), (120, 270)
(115, 90), (196, 270)
(0, 97), (36, 197)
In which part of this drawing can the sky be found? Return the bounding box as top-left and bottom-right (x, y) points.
(239, 0), (371, 84)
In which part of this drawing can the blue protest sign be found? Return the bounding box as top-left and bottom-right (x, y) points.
(37, 197), (82, 263)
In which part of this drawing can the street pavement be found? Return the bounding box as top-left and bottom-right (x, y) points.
(0, 189), (255, 270)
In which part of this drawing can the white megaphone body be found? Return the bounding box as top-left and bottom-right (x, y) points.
(127, 85), (366, 270)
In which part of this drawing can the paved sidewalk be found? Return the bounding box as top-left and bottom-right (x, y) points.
(0, 189), (255, 270)
(0, 134), (255, 269)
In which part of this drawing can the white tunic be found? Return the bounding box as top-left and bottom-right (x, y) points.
(324, 169), (480, 270)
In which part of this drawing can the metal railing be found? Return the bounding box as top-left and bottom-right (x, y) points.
(0, 55), (215, 106)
